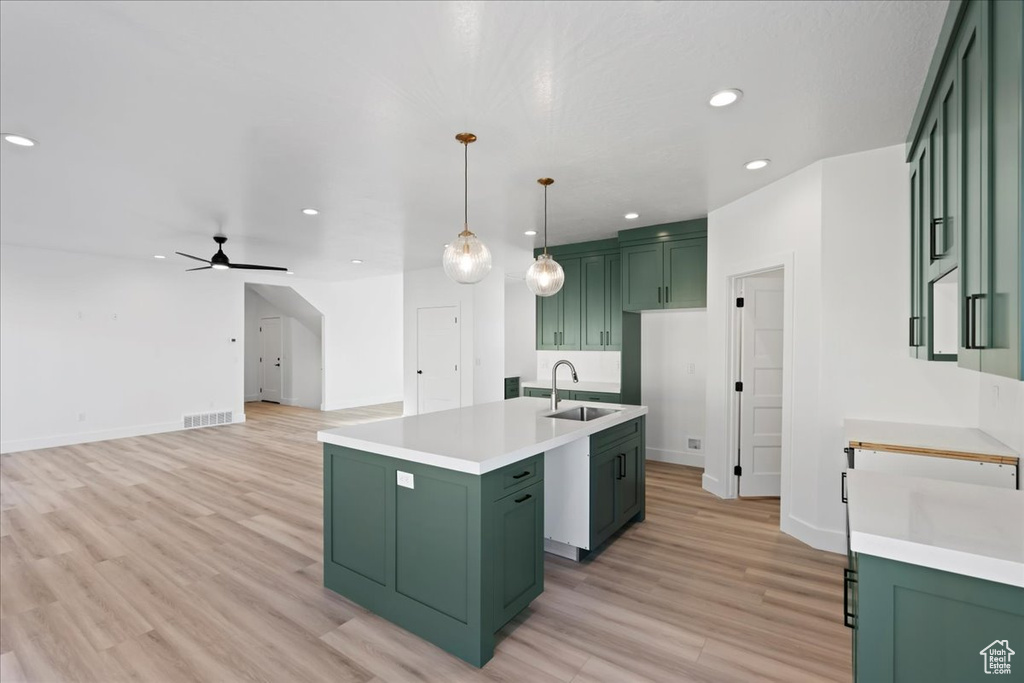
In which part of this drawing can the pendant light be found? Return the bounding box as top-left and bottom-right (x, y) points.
(442, 133), (492, 284)
(525, 178), (565, 297)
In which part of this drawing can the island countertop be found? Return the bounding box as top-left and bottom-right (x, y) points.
(847, 469), (1024, 587)
(318, 397), (647, 475)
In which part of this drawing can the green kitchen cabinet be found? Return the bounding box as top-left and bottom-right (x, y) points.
(907, 0), (1023, 379)
(621, 243), (664, 311)
(588, 418), (645, 551)
(504, 377), (520, 400)
(620, 220), (708, 312)
(850, 553), (1024, 682)
(323, 445), (545, 667)
(523, 387), (552, 399)
(581, 254), (622, 351)
(570, 390), (621, 403)
(536, 257), (581, 350)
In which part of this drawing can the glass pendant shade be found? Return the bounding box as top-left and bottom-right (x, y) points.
(525, 253), (564, 296)
(443, 229), (492, 284)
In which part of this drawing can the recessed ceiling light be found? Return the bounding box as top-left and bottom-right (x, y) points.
(286, 271), (295, 275)
(351, 259), (364, 264)
(301, 208), (319, 216)
(153, 255), (166, 259)
(3, 134), (37, 147)
(709, 89), (743, 107)
(744, 159), (770, 170)
(524, 230), (537, 236)
(624, 212), (639, 220)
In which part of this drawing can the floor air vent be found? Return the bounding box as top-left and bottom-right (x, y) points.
(183, 411), (233, 429)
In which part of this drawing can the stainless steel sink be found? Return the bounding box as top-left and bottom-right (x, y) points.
(547, 406), (622, 422)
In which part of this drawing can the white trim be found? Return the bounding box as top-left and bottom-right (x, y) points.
(782, 513), (847, 554)
(646, 447), (704, 468)
(244, 393), (261, 402)
(702, 472), (724, 497)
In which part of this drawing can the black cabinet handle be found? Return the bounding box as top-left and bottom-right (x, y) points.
(657, 287), (661, 304)
(617, 454), (626, 479)
(908, 316), (918, 347)
(843, 568), (857, 628)
(971, 294), (985, 350)
(512, 470), (531, 480)
(514, 494), (532, 504)
(929, 217), (943, 260)
(600, 331), (604, 345)
(665, 285), (670, 303)
(841, 472), (848, 504)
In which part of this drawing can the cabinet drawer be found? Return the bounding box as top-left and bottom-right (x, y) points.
(591, 417), (642, 453)
(571, 391), (621, 403)
(523, 387), (552, 399)
(493, 456), (543, 498)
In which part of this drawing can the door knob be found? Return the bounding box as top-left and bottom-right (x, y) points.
(417, 370), (423, 374)
(274, 363), (280, 367)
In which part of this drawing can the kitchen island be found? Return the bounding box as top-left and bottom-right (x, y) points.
(318, 397), (647, 667)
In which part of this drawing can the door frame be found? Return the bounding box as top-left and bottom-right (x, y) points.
(259, 316), (284, 404)
(720, 253), (795, 511)
(415, 304), (462, 414)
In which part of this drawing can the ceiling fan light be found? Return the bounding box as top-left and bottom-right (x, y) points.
(211, 263), (230, 270)
(525, 253), (565, 297)
(443, 230), (492, 284)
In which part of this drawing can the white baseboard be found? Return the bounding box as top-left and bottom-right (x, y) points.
(323, 394), (404, 412)
(646, 447), (704, 468)
(782, 514), (847, 555)
(702, 472), (725, 497)
(244, 393), (261, 403)
(2, 420), (184, 454)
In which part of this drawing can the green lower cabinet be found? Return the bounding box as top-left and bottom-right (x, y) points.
(570, 390), (621, 403)
(853, 553), (1024, 682)
(503, 377), (520, 400)
(323, 445), (545, 667)
(523, 387), (552, 399)
(589, 418), (646, 551)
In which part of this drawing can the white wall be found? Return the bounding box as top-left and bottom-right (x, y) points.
(979, 374), (1024, 454)
(504, 278), (536, 380)
(0, 246), (244, 452)
(0, 246), (403, 452)
(706, 144), (994, 553)
(536, 350), (621, 384)
(243, 287), (322, 409)
(642, 310), (707, 467)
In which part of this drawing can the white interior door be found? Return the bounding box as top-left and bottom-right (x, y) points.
(417, 306), (460, 414)
(260, 317), (283, 404)
(738, 274), (784, 497)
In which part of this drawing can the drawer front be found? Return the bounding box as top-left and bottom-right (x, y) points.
(494, 456), (542, 498)
(524, 387), (552, 399)
(571, 391), (621, 403)
(591, 417), (642, 454)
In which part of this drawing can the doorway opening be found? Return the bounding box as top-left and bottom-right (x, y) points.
(244, 284), (324, 410)
(416, 305), (461, 414)
(733, 268), (785, 498)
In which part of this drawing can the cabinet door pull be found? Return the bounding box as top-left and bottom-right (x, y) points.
(514, 494), (532, 504)
(600, 331), (604, 345)
(843, 568), (857, 628)
(965, 295), (976, 349)
(972, 294), (985, 350)
(657, 287), (661, 304)
(908, 316), (917, 347)
(512, 470), (531, 480)
(665, 285), (670, 303)
(618, 454), (626, 479)
(929, 217), (943, 260)
(841, 472), (848, 504)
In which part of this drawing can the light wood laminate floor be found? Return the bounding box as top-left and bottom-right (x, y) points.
(1, 401), (851, 682)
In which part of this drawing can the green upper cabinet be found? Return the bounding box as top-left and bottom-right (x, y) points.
(907, 0), (1022, 379)
(581, 254), (623, 351)
(536, 257), (581, 351)
(534, 239), (620, 352)
(619, 219), (708, 312)
(621, 243), (664, 311)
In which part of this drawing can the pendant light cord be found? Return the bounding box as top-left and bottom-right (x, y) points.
(463, 141), (469, 231)
(543, 184), (548, 255)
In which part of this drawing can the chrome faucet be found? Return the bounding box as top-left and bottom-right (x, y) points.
(550, 360), (579, 411)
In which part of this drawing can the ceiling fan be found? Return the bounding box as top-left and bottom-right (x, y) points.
(176, 236), (287, 272)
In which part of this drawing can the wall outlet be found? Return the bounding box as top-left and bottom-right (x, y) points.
(397, 471), (415, 489)
(687, 437), (703, 451)
(687, 363), (696, 375)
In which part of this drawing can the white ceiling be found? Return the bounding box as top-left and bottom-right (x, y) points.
(0, 0), (947, 280)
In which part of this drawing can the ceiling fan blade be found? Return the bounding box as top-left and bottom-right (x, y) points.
(228, 263), (288, 271)
(186, 266), (213, 271)
(176, 252), (212, 264)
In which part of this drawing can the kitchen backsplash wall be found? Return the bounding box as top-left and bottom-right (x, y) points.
(535, 350), (621, 384)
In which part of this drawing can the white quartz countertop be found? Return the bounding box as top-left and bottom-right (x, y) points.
(520, 379), (622, 394)
(845, 418), (1018, 461)
(847, 469), (1024, 587)
(318, 397), (647, 475)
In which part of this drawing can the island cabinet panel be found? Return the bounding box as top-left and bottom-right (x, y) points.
(395, 475), (469, 623)
(588, 417), (646, 551)
(493, 481), (543, 627)
(323, 445), (545, 667)
(853, 553), (1024, 682)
